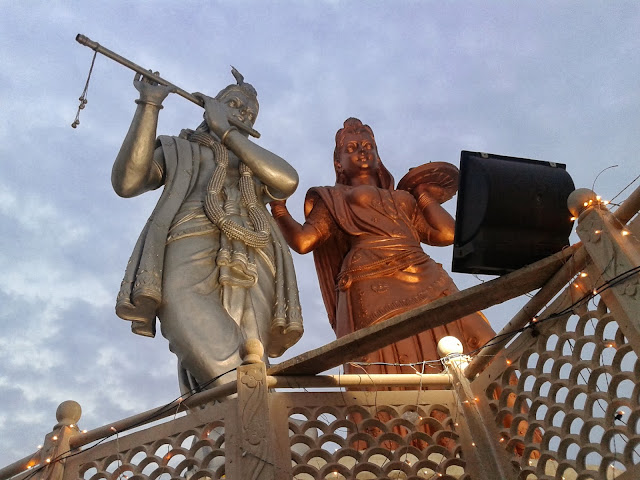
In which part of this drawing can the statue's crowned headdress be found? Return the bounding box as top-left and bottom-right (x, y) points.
(215, 66), (259, 111)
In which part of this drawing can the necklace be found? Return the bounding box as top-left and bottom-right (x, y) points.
(189, 130), (270, 248)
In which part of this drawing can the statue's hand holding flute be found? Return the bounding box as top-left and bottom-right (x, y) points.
(133, 71), (176, 108)
(192, 92), (235, 139)
(133, 72), (232, 139)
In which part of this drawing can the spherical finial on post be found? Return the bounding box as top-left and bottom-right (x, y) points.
(55, 400), (82, 427)
(437, 336), (464, 358)
(242, 338), (265, 364)
(567, 188), (599, 218)
(438, 336), (470, 370)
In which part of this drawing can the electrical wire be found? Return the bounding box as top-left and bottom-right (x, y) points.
(609, 172), (640, 204)
(18, 367), (239, 480)
(18, 262), (640, 480)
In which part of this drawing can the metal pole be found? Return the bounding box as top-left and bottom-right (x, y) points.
(270, 373), (452, 388)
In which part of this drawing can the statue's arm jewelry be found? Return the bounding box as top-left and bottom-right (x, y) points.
(417, 192), (436, 210)
(134, 99), (164, 109)
(263, 184), (290, 202)
(220, 126), (239, 146)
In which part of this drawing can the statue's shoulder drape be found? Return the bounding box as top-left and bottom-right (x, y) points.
(304, 186), (349, 332)
(115, 136), (194, 337)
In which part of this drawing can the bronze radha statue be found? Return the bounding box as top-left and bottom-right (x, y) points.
(271, 117), (495, 375)
(112, 68), (303, 392)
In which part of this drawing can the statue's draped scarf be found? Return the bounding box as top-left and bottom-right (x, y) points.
(304, 184), (494, 355)
(115, 135), (303, 358)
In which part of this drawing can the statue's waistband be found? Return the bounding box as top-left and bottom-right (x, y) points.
(350, 235), (421, 251)
(337, 247), (428, 291)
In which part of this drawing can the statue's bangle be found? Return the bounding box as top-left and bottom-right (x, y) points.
(264, 185), (289, 202)
(417, 192), (436, 210)
(135, 99), (164, 109)
(220, 126), (238, 146)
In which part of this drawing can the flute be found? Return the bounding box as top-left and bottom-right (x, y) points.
(75, 34), (261, 138)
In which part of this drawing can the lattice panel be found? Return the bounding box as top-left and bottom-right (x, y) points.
(282, 392), (468, 480)
(63, 402), (231, 480)
(77, 423), (225, 480)
(483, 301), (640, 479)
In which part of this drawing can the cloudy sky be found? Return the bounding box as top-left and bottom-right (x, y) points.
(1, 0), (639, 466)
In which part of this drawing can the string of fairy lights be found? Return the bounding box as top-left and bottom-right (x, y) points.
(14, 259), (640, 480)
(11, 189), (640, 480)
(16, 367), (240, 480)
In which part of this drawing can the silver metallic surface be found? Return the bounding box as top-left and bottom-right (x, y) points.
(111, 71), (302, 391)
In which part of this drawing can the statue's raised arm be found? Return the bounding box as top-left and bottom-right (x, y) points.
(112, 73), (174, 197)
(113, 68), (303, 394)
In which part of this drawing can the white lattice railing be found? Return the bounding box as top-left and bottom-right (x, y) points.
(276, 390), (466, 479)
(472, 286), (638, 479)
(1, 186), (638, 480)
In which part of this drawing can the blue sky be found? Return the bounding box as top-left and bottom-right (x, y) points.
(1, 1), (639, 465)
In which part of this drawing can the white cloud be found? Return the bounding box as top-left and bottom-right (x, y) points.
(0, 258), (111, 311)
(0, 184), (89, 247)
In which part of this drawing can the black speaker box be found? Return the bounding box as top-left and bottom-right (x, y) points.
(452, 151), (575, 275)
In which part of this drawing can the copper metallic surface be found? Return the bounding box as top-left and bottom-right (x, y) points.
(272, 118), (496, 377)
(396, 161), (460, 204)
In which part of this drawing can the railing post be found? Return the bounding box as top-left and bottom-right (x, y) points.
(230, 339), (277, 480)
(570, 188), (640, 348)
(35, 401), (82, 480)
(438, 337), (517, 480)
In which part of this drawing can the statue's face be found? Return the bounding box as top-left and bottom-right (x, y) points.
(218, 90), (258, 130)
(338, 132), (380, 180)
